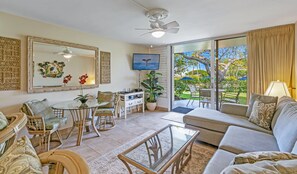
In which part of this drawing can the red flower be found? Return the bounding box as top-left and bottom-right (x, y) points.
(63, 74), (72, 84)
(79, 74), (88, 85)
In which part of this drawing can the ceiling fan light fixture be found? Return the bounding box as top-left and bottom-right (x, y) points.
(63, 54), (72, 59)
(152, 30), (165, 38)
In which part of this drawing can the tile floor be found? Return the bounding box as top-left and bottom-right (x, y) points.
(59, 111), (185, 162)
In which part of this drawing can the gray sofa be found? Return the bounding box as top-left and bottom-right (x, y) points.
(183, 96), (297, 173)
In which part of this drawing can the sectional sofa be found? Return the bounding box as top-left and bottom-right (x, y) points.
(183, 96), (297, 173)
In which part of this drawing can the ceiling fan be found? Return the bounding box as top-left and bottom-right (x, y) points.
(56, 47), (74, 60)
(136, 8), (179, 38)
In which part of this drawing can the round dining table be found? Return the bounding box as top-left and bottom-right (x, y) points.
(52, 99), (108, 146)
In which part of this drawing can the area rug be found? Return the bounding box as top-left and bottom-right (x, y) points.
(161, 112), (185, 123)
(172, 106), (193, 114)
(89, 130), (216, 174)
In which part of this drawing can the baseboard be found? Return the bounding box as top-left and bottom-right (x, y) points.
(156, 106), (169, 111)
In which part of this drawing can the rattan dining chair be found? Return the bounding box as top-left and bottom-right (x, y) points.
(20, 99), (67, 152)
(94, 91), (119, 131)
(0, 112), (90, 174)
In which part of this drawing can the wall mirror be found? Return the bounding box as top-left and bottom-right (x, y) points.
(27, 36), (99, 93)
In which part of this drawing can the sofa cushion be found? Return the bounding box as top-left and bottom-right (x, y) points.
(248, 99), (276, 130)
(231, 151), (297, 165)
(184, 108), (272, 134)
(272, 96), (295, 129)
(219, 126), (279, 154)
(26, 99), (55, 120)
(203, 149), (236, 174)
(0, 136), (42, 174)
(273, 102), (297, 152)
(246, 93), (278, 117)
(221, 159), (297, 174)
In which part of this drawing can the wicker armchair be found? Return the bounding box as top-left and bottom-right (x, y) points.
(0, 112), (90, 174)
(21, 99), (67, 152)
(94, 91), (119, 131)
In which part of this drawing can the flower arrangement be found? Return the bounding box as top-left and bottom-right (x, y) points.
(75, 74), (89, 104)
(63, 74), (72, 85)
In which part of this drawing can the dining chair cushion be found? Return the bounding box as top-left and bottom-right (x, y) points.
(95, 108), (114, 116)
(45, 117), (67, 130)
(25, 99), (56, 120)
(0, 136), (43, 174)
(97, 91), (114, 108)
(0, 112), (8, 131)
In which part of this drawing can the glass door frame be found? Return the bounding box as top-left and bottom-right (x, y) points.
(170, 34), (246, 111)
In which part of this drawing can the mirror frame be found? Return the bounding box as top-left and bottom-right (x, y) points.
(27, 36), (99, 93)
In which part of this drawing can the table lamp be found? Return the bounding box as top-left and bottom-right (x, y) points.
(264, 80), (291, 98)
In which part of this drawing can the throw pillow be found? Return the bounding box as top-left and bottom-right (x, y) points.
(0, 136), (43, 174)
(273, 102), (297, 152)
(271, 96), (295, 130)
(222, 160), (297, 174)
(230, 151), (297, 165)
(248, 99), (276, 130)
(0, 112), (8, 131)
(26, 99), (55, 120)
(246, 93), (278, 117)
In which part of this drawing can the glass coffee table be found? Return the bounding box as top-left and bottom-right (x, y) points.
(118, 124), (199, 174)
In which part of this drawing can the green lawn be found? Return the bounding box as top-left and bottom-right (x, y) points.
(177, 91), (247, 104)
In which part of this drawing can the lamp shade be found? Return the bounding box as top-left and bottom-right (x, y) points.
(264, 81), (290, 98)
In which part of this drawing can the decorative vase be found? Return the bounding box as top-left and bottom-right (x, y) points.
(146, 102), (157, 111)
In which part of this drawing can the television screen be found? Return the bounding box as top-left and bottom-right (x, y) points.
(132, 53), (160, 70)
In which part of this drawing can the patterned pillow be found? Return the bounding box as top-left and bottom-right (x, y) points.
(0, 112), (8, 131)
(246, 93), (278, 117)
(249, 99), (276, 130)
(0, 136), (43, 174)
(222, 160), (297, 174)
(97, 91), (115, 108)
(26, 99), (55, 119)
(231, 151), (297, 165)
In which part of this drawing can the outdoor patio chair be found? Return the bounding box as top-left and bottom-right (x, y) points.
(20, 99), (67, 152)
(186, 84), (200, 106)
(198, 89), (211, 108)
(220, 89), (242, 105)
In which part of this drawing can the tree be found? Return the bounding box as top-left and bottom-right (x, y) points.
(176, 45), (247, 82)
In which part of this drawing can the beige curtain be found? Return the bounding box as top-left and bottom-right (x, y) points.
(247, 24), (295, 99)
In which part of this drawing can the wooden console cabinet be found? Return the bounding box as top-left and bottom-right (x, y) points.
(118, 91), (145, 119)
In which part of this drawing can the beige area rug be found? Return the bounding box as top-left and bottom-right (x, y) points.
(89, 130), (216, 174)
(161, 112), (185, 123)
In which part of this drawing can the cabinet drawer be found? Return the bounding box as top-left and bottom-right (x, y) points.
(134, 98), (143, 104)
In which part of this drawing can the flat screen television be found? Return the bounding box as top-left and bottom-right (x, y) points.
(132, 53), (160, 70)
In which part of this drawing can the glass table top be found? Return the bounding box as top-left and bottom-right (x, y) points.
(121, 125), (198, 172)
(51, 99), (108, 110)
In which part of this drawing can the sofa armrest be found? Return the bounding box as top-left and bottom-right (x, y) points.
(220, 103), (248, 117)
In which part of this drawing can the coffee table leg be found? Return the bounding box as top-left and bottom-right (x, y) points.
(171, 139), (195, 174)
(119, 159), (133, 174)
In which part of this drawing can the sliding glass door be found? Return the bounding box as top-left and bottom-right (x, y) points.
(171, 36), (247, 112)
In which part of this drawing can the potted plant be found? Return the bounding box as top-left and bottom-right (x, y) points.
(141, 71), (164, 111)
(74, 74), (89, 107)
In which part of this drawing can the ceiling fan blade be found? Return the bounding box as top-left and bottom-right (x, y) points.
(140, 31), (152, 36)
(135, 28), (152, 30)
(166, 28), (179, 34)
(162, 21), (179, 29)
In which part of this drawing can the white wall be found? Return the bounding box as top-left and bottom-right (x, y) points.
(149, 46), (171, 110)
(0, 12), (147, 115)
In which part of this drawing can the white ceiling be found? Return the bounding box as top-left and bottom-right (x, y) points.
(1, 0), (297, 46)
